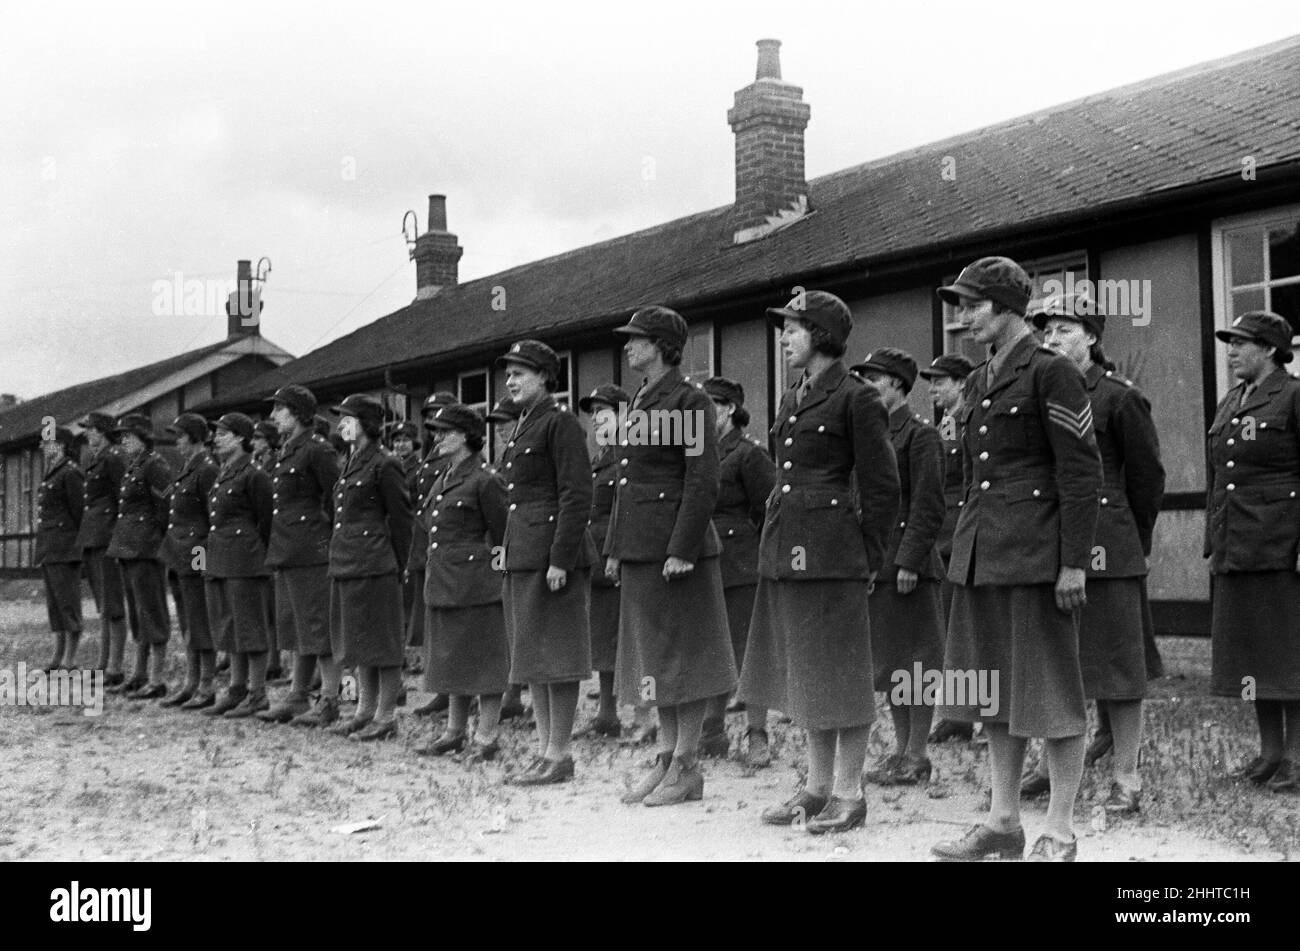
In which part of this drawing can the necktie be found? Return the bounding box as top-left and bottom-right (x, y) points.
(1239, 384), (1255, 409)
(796, 374), (812, 407)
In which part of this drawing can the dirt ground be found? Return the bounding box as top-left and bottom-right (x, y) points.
(0, 589), (1288, 862)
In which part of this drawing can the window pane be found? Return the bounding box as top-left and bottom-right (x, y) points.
(459, 372), (487, 406)
(1270, 283), (1300, 338)
(682, 323), (713, 381)
(1268, 224), (1300, 281)
(1230, 287), (1266, 320)
(557, 356), (572, 396)
(1228, 229), (1265, 287)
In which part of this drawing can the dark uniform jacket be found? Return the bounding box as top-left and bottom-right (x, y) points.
(422, 455), (509, 608)
(106, 449), (173, 561)
(407, 450), (450, 574)
(1205, 366), (1300, 574)
(713, 427), (776, 587)
(328, 441), (413, 579)
(948, 334), (1102, 587)
(36, 457), (85, 565)
(162, 451), (218, 577)
(205, 454), (273, 578)
(604, 368), (721, 565)
(757, 360), (900, 580)
(936, 410), (965, 561)
(587, 445), (620, 588)
(501, 397), (595, 572)
(1085, 364), (1165, 578)
(76, 444), (127, 550)
(265, 429), (339, 569)
(879, 404), (945, 582)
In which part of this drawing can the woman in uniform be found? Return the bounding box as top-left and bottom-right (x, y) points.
(928, 258), (1102, 862)
(413, 404), (510, 761)
(574, 384), (630, 738)
(498, 339), (594, 785)
(486, 396), (528, 724)
(1018, 295), (1165, 813)
(77, 412), (129, 686)
(1208, 311), (1300, 794)
(202, 413), (275, 718)
(105, 414), (174, 699)
(325, 395), (413, 741)
(853, 349), (947, 787)
(605, 307), (736, 807)
(739, 291), (899, 833)
(36, 427), (85, 671)
(699, 377), (776, 767)
(159, 414), (219, 709)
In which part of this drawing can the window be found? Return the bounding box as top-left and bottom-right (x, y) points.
(553, 352), (573, 410)
(681, 322), (714, 383)
(1212, 205), (1300, 397)
(457, 369), (490, 415)
(942, 252), (1088, 364)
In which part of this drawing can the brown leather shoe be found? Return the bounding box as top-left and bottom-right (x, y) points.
(289, 697), (339, 728)
(327, 715), (373, 737)
(644, 759), (704, 807)
(415, 730), (466, 756)
(223, 691), (269, 719)
(513, 755), (574, 786)
(760, 789), (828, 827)
(889, 753), (932, 785)
(202, 686), (248, 717)
(258, 695), (310, 723)
(573, 717), (623, 740)
(932, 824), (1025, 861)
(159, 685), (196, 708)
(806, 795), (866, 834)
(621, 752), (672, 804)
(863, 752), (904, 786)
(179, 689), (217, 711)
(351, 718), (398, 742)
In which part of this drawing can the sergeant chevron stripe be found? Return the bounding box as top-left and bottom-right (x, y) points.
(1046, 400), (1093, 438)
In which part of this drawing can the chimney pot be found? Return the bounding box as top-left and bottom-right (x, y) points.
(412, 194), (462, 299)
(428, 194), (448, 232)
(755, 39), (782, 80)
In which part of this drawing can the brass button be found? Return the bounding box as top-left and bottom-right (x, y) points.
(781, 484), (791, 494)
(981, 399), (991, 409)
(1226, 484), (1235, 491)
(980, 480), (990, 490)
(978, 451), (989, 461)
(782, 461), (792, 470)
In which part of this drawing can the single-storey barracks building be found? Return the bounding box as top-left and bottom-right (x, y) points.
(212, 37), (1296, 634)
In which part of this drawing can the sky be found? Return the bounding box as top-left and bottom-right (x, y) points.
(2, 0), (1295, 400)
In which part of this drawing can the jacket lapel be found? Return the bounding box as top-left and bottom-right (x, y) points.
(793, 361), (846, 417)
(1238, 367), (1289, 415)
(511, 397), (556, 443)
(633, 367), (682, 411)
(982, 334), (1038, 402)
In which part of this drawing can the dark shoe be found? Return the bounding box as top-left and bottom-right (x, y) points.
(760, 789), (828, 827)
(459, 738), (500, 763)
(352, 719), (397, 742)
(179, 690), (217, 711)
(863, 752), (904, 786)
(644, 759), (704, 807)
(573, 717), (622, 740)
(505, 755), (547, 785)
(289, 697), (339, 728)
(103, 671), (125, 688)
(108, 676), (147, 696)
(427, 693), (449, 713)
(698, 729), (730, 758)
(202, 687), (248, 717)
(929, 719), (974, 743)
(223, 691), (269, 719)
(932, 824), (1026, 861)
(726, 698), (747, 713)
(806, 796), (866, 834)
(395, 686), (408, 707)
(265, 667), (286, 685)
(412, 695), (444, 717)
(1103, 780), (1142, 815)
(498, 699), (527, 722)
(1084, 731), (1114, 767)
(621, 752), (672, 804)
(744, 728), (771, 769)
(889, 753), (932, 785)
(1233, 755), (1281, 785)
(128, 682), (168, 701)
(1266, 759), (1300, 793)
(513, 755), (574, 787)
(159, 685), (195, 708)
(326, 715), (373, 737)
(1027, 833), (1077, 862)
(1020, 772), (1051, 798)
(623, 723), (658, 746)
(415, 731), (467, 756)
(257, 695), (310, 723)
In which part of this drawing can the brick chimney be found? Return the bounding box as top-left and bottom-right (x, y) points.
(411, 195), (463, 300)
(727, 39), (812, 244)
(226, 259), (263, 338)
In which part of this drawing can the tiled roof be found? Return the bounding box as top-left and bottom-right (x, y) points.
(213, 36), (1300, 403)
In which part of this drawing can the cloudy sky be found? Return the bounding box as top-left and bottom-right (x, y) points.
(2, 0), (1294, 400)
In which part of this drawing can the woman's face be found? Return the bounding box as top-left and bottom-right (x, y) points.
(623, 334), (658, 373)
(927, 375), (964, 412)
(42, 440), (63, 465)
(780, 318), (813, 370)
(432, 427), (465, 458)
(212, 428), (240, 458)
(120, 433), (145, 457)
(86, 429), (106, 452)
(1042, 317), (1094, 367)
(505, 364), (547, 406)
(712, 399), (734, 433)
(270, 404), (296, 434)
(1227, 337), (1274, 383)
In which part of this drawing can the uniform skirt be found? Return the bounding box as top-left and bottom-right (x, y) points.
(85, 547), (125, 620)
(615, 559), (736, 707)
(1211, 571), (1300, 700)
(329, 574), (405, 668)
(724, 583), (757, 670)
(1140, 582), (1164, 679)
(120, 559), (170, 645)
(589, 583), (620, 674)
(275, 566), (331, 656)
(870, 578), (944, 694)
(1078, 577), (1147, 701)
(405, 569), (426, 648)
(503, 568), (591, 684)
(938, 583), (1085, 738)
(738, 576), (872, 730)
(174, 574), (213, 651)
(42, 563), (83, 634)
(425, 602), (509, 696)
(205, 576), (271, 653)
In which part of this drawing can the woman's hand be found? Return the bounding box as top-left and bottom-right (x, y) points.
(546, 565), (568, 592)
(896, 567), (918, 595)
(1055, 566), (1087, 613)
(663, 556), (694, 581)
(604, 557), (620, 585)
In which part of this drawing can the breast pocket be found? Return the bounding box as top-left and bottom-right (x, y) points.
(994, 397), (1040, 450)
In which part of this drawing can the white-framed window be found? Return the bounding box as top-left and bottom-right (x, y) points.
(1211, 204), (1300, 398)
(457, 368), (490, 416)
(942, 252), (1088, 364)
(681, 321), (714, 384)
